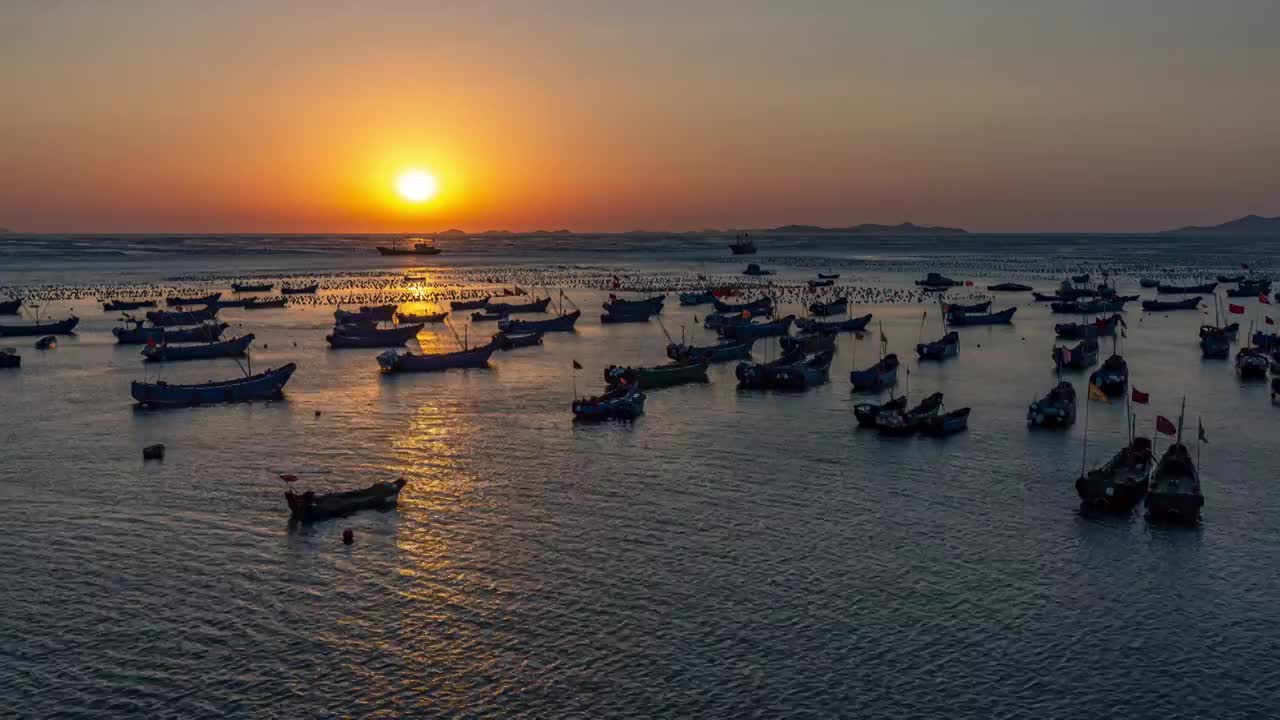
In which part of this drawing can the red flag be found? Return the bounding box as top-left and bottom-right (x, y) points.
(1156, 415), (1177, 436)
(146, 337), (157, 349)
(277, 473), (300, 483)
(1228, 303), (1245, 315)
(1260, 293), (1271, 305)
(1268, 316), (1276, 326)
(1131, 387), (1149, 404)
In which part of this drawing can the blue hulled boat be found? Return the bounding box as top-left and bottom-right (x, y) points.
(131, 363), (297, 407)
(796, 313), (872, 333)
(850, 353), (899, 391)
(712, 296), (773, 315)
(916, 331), (959, 360)
(376, 341), (498, 372)
(146, 307), (219, 327)
(945, 306), (1016, 326)
(572, 384), (646, 421)
(718, 314), (795, 341)
(142, 334), (254, 362)
(114, 321), (228, 345)
(498, 310), (581, 333)
(666, 338), (755, 363)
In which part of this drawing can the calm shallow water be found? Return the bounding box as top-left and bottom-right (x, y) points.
(3, 236), (1280, 718)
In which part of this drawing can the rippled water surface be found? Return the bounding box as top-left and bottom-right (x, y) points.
(3, 236), (1280, 718)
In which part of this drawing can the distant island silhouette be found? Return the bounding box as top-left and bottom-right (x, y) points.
(427, 222), (967, 238)
(763, 222), (966, 235)
(1164, 214), (1280, 235)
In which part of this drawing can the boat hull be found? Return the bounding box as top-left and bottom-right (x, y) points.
(0, 317), (80, 337)
(326, 323), (424, 348)
(131, 363), (297, 407)
(142, 334), (254, 362)
(286, 478), (407, 523)
(378, 342), (497, 372)
(499, 311), (581, 333)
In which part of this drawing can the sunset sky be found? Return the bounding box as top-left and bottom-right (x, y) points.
(2, 1), (1277, 234)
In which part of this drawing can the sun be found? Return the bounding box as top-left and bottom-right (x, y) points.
(396, 169), (439, 203)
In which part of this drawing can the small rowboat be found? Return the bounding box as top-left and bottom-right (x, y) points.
(286, 478), (407, 523)
(0, 316), (80, 337)
(572, 384), (645, 421)
(376, 341), (498, 372)
(817, 273), (841, 280)
(450, 297), (491, 311)
(131, 363), (297, 407)
(142, 333), (254, 362)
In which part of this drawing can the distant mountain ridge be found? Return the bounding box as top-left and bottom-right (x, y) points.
(1165, 214), (1280, 235)
(765, 222), (967, 235)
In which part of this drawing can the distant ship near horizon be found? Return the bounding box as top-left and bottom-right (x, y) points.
(376, 237), (442, 256)
(729, 233), (757, 255)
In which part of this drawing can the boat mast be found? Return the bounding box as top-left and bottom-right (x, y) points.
(1080, 373), (1091, 477)
(1176, 396), (1186, 445)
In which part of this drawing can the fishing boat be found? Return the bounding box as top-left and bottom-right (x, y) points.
(376, 238), (441, 256)
(678, 291), (715, 306)
(114, 320), (228, 344)
(1157, 282), (1215, 294)
(1216, 274), (1245, 284)
(335, 305), (397, 325)
(854, 395), (907, 428)
(796, 313), (872, 333)
(1145, 445), (1203, 525)
(1089, 354), (1128, 397)
(1252, 331), (1280, 350)
(850, 353), (899, 392)
(704, 313), (750, 331)
(916, 331), (959, 360)
(1051, 299), (1127, 314)
(376, 341), (498, 372)
(494, 331), (544, 350)
(945, 306), (1016, 326)
(1198, 322), (1238, 341)
(485, 297), (552, 314)
(244, 297), (287, 309)
(286, 478), (407, 523)
(1226, 282), (1271, 298)
(1236, 347), (1270, 379)
(326, 323), (424, 348)
(717, 314), (795, 341)
(914, 273), (961, 287)
(742, 263), (773, 276)
(943, 300), (991, 314)
(0, 299), (21, 314)
(735, 351), (805, 388)
(1200, 329), (1231, 359)
(817, 273), (841, 280)
(875, 392), (945, 436)
(165, 292), (221, 307)
(131, 363), (297, 407)
(142, 333), (254, 362)
(1027, 382), (1076, 428)
(1055, 314), (1123, 340)
(498, 310), (581, 333)
(232, 282), (273, 293)
(281, 283), (319, 295)
(604, 295), (665, 314)
(1077, 437), (1152, 512)
(605, 359), (709, 389)
(1138, 278), (1160, 288)
(102, 299), (157, 311)
(573, 383), (646, 420)
(146, 307), (219, 326)
(712, 296), (773, 315)
(987, 283), (1032, 292)
(395, 311), (447, 324)
(600, 309), (655, 324)
(667, 338), (755, 363)
(780, 330), (836, 354)
(920, 407), (971, 437)
(472, 310), (507, 322)
(450, 297), (491, 311)
(728, 234), (757, 255)
(1141, 297), (1201, 312)
(0, 316), (80, 337)
(808, 297), (847, 316)
(0, 348), (19, 368)
(766, 350), (834, 390)
(808, 279), (834, 288)
(1053, 339), (1099, 370)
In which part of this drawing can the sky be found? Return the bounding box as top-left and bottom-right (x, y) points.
(1, 0), (1278, 234)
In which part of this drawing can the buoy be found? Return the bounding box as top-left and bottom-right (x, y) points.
(342, 528), (354, 545)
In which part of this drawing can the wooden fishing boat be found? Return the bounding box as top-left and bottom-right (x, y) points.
(704, 313), (750, 331)
(600, 308), (654, 324)
(817, 273), (841, 280)
(471, 310), (507, 322)
(945, 306), (1016, 326)
(605, 359), (709, 389)
(450, 297), (491, 311)
(1145, 443), (1203, 525)
(1200, 329), (1231, 359)
(916, 331), (959, 360)
(231, 282), (273, 292)
(1226, 283), (1270, 298)
(1141, 297), (1200, 312)
(1157, 282), (1215, 294)
(728, 234), (757, 255)
(780, 330), (836, 354)
(987, 283), (1032, 292)
(854, 395), (907, 428)
(795, 313), (872, 333)
(102, 299), (157, 311)
(850, 353), (899, 391)
(1138, 278), (1160, 288)
(712, 296), (773, 315)
(1053, 339), (1099, 370)
(498, 310), (581, 333)
(142, 333), (254, 362)
(735, 351), (805, 388)
(742, 263), (773, 276)
(485, 297), (552, 314)
(281, 283), (319, 294)
(1235, 347), (1270, 379)
(943, 300), (991, 314)
(335, 305), (395, 325)
(876, 392), (945, 436)
(244, 297), (287, 309)
(920, 407), (971, 437)
(572, 384), (646, 420)
(1251, 331), (1280, 350)
(146, 307), (219, 326)
(914, 273), (961, 287)
(718, 314), (795, 341)
(286, 478), (407, 523)
(0, 316), (80, 337)
(493, 331), (543, 350)
(1055, 314), (1123, 340)
(131, 363), (297, 407)
(1089, 354), (1128, 397)
(1077, 437), (1152, 512)
(114, 321), (228, 344)
(678, 291), (715, 306)
(666, 338), (755, 363)
(0, 348), (19, 368)
(0, 299), (21, 314)
(808, 279), (834, 288)
(603, 295), (665, 314)
(376, 341), (498, 372)
(766, 350), (834, 390)
(1052, 299), (1127, 314)
(326, 323), (424, 348)
(1027, 381), (1076, 428)
(1199, 323), (1239, 341)
(395, 311), (447, 324)
(808, 297), (847, 316)
(165, 292), (221, 307)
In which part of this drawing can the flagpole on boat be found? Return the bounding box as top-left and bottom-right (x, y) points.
(1080, 375), (1091, 478)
